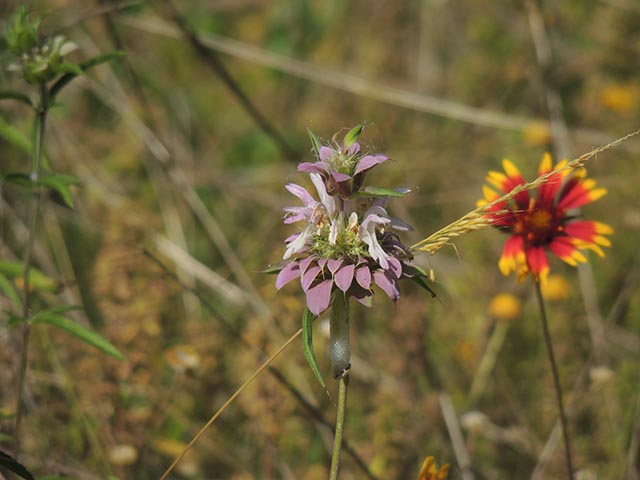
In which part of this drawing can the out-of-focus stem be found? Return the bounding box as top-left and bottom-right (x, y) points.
(14, 84), (48, 456)
(534, 280), (574, 479)
(329, 374), (349, 480)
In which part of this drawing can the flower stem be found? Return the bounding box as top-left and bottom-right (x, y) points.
(534, 280), (574, 479)
(14, 84), (48, 455)
(329, 374), (349, 480)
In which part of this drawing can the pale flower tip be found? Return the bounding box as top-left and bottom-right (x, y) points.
(501, 158), (520, 178)
(498, 256), (515, 276)
(589, 188), (607, 203)
(538, 152), (553, 174)
(595, 222), (614, 235)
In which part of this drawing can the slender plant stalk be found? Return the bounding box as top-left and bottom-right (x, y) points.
(14, 84), (49, 455)
(534, 280), (574, 479)
(329, 374), (349, 480)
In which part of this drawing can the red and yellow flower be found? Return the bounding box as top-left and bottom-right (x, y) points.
(478, 153), (612, 282)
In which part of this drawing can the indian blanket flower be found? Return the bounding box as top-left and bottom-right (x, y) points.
(275, 126), (431, 316)
(478, 153), (613, 282)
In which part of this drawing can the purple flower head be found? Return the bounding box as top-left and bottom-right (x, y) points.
(297, 125), (390, 198)
(274, 126), (433, 316)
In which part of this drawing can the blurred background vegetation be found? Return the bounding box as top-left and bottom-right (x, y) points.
(1, 0), (640, 478)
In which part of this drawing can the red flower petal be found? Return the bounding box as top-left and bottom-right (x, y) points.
(526, 245), (549, 281)
(498, 235), (525, 276)
(557, 177), (606, 210)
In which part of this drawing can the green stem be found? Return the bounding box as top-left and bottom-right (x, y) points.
(14, 84), (48, 456)
(329, 374), (349, 480)
(534, 280), (574, 479)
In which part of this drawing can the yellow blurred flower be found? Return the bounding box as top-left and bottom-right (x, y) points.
(599, 83), (639, 114)
(523, 121), (551, 147)
(540, 274), (570, 301)
(488, 293), (522, 320)
(418, 456), (449, 480)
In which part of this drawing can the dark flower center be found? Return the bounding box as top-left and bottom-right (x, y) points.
(515, 206), (563, 246)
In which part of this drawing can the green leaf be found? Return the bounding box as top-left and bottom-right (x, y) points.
(302, 307), (327, 392)
(6, 312), (25, 328)
(0, 91), (32, 107)
(0, 114), (32, 155)
(80, 51), (127, 71)
(0, 260), (57, 291)
(343, 124), (364, 148)
(262, 263), (283, 275)
(3, 172), (32, 188)
(0, 273), (21, 310)
(49, 51), (126, 102)
(410, 275), (437, 299)
(58, 62), (84, 77)
(307, 128), (322, 156)
(0, 449), (34, 480)
(31, 310), (125, 360)
(355, 186), (410, 198)
(39, 173), (81, 208)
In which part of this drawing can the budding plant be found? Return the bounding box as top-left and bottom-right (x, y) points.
(0, 6), (124, 474)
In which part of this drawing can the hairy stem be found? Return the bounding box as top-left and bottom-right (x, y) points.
(534, 280), (574, 479)
(329, 374), (349, 480)
(14, 84), (48, 455)
(329, 292), (351, 379)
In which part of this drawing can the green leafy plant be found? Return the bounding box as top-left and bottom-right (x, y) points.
(1, 5), (126, 459)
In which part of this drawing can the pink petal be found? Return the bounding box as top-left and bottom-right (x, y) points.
(299, 256), (316, 276)
(354, 154), (388, 175)
(355, 265), (372, 289)
(306, 279), (333, 315)
(319, 146), (335, 162)
(317, 258), (328, 270)
(347, 143), (361, 155)
(387, 257), (402, 278)
(334, 264), (355, 292)
(285, 183), (315, 205)
(302, 265), (321, 291)
(298, 162), (329, 175)
(327, 258), (343, 274)
(275, 262), (301, 289)
(331, 171), (351, 183)
(373, 270), (400, 301)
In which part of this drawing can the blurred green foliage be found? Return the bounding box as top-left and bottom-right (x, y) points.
(1, 0), (640, 479)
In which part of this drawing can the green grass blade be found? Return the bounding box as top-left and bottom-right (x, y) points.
(302, 307), (326, 391)
(0, 273), (21, 310)
(0, 449), (34, 480)
(32, 312), (125, 360)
